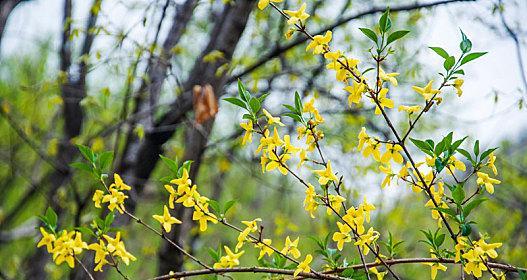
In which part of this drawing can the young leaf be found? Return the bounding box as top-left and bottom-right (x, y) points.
(294, 91), (303, 112)
(429, 47), (449, 59)
(359, 28), (378, 44)
(460, 52), (487, 66)
(386, 30), (410, 45)
(160, 155), (179, 174)
(463, 198), (487, 217)
(410, 138), (433, 156)
(249, 97), (261, 113)
(45, 207), (58, 230)
(452, 185), (465, 205)
(480, 148), (498, 162)
(379, 9), (391, 33)
(443, 56), (455, 71)
(473, 140), (480, 156)
(223, 97), (246, 109)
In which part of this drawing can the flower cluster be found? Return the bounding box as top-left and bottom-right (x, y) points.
(92, 173), (131, 214)
(37, 228), (87, 268)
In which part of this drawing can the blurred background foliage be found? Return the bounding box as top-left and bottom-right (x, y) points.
(0, 0), (525, 279)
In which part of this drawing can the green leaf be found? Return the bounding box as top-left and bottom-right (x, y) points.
(460, 223), (472, 236)
(249, 97), (261, 114)
(386, 30), (410, 45)
(70, 162), (94, 173)
(209, 200), (221, 214)
(223, 97), (246, 109)
(435, 233), (446, 247)
(237, 79), (247, 101)
(242, 113), (254, 121)
(159, 155), (179, 174)
(359, 28), (378, 44)
(341, 268), (355, 277)
(460, 52), (487, 66)
(282, 104), (297, 113)
(480, 148), (497, 162)
(294, 91), (303, 112)
(257, 93), (270, 103)
(434, 157), (445, 172)
(434, 207), (456, 217)
(456, 148), (472, 161)
(223, 200), (236, 215)
(463, 198), (487, 217)
(104, 212), (115, 228)
(410, 138), (434, 156)
(45, 207), (58, 230)
(76, 144), (94, 163)
(453, 69), (465, 75)
(451, 136), (467, 152)
(452, 185), (465, 205)
(75, 226), (96, 238)
(283, 112), (302, 122)
(473, 140), (480, 156)
(379, 9), (391, 33)
(443, 56), (455, 71)
(98, 151), (114, 171)
(429, 47), (449, 59)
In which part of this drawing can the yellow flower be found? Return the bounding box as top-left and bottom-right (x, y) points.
(103, 232), (136, 265)
(447, 155), (466, 173)
(487, 152), (497, 175)
(170, 168), (192, 191)
(476, 172), (501, 194)
(327, 194), (346, 215)
(426, 262), (447, 280)
(306, 31), (332, 55)
(354, 227), (379, 255)
(266, 152), (291, 175)
(475, 239), (502, 259)
(314, 160), (339, 185)
(51, 231), (88, 268)
(88, 240), (109, 272)
(92, 190), (104, 208)
(360, 197), (376, 223)
(263, 109), (284, 126)
(332, 221), (352, 250)
(153, 205), (182, 233)
(213, 246), (244, 268)
(255, 239), (274, 259)
(293, 254), (312, 277)
(412, 80), (441, 101)
(453, 78), (464, 97)
(284, 3), (309, 25)
(379, 164), (393, 188)
(281, 236), (301, 259)
(240, 120), (253, 145)
(344, 81), (366, 106)
(112, 173), (131, 191)
(398, 105), (421, 114)
(303, 184), (318, 218)
(37, 227), (55, 253)
(192, 208), (218, 231)
(257, 0), (282, 10)
(379, 68), (399, 86)
(164, 184), (178, 209)
(370, 267), (387, 280)
(343, 207), (365, 234)
(374, 88), (394, 115)
(102, 188), (128, 214)
(175, 185), (198, 207)
(381, 143), (403, 164)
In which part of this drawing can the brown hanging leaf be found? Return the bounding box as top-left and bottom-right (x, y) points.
(193, 84), (218, 124)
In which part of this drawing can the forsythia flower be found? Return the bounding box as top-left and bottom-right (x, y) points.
(92, 190), (104, 208)
(379, 68), (399, 86)
(303, 184), (318, 218)
(103, 232), (136, 265)
(326, 194), (346, 215)
(453, 78), (464, 96)
(342, 206), (365, 234)
(37, 227), (56, 252)
(332, 221), (352, 250)
(344, 81), (366, 105)
(412, 80), (441, 101)
(112, 173), (131, 191)
(369, 267), (387, 280)
(426, 262), (448, 280)
(102, 187), (128, 214)
(313, 160), (339, 185)
(192, 208), (218, 231)
(255, 239), (274, 259)
(257, 0), (282, 10)
(487, 152), (498, 175)
(240, 120), (253, 145)
(374, 88), (394, 115)
(354, 227), (379, 255)
(381, 143), (403, 164)
(213, 246), (244, 268)
(283, 3), (309, 25)
(476, 172), (501, 194)
(294, 254), (312, 277)
(281, 236), (301, 258)
(51, 230), (88, 268)
(306, 31), (331, 55)
(88, 240), (109, 272)
(153, 205), (182, 233)
(236, 218), (262, 249)
(398, 105), (421, 114)
(263, 109), (285, 126)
